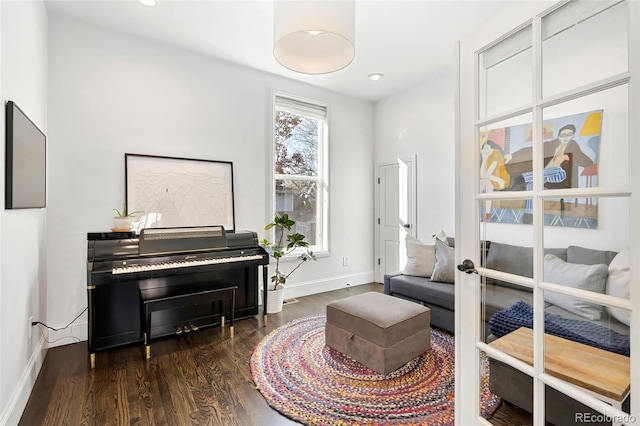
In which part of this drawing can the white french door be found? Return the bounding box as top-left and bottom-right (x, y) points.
(456, 1), (638, 425)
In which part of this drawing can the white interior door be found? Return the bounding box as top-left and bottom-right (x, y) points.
(376, 157), (416, 282)
(456, 1), (638, 425)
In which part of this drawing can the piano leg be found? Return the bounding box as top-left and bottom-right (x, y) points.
(143, 300), (152, 360)
(263, 265), (269, 327)
(90, 353), (96, 369)
(144, 332), (151, 359)
(219, 299), (225, 329)
(230, 286), (236, 338)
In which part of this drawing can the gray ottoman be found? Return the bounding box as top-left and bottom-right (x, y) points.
(325, 292), (431, 375)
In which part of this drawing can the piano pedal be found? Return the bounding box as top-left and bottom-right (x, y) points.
(190, 324), (198, 331)
(176, 327), (183, 335)
(183, 325), (191, 333)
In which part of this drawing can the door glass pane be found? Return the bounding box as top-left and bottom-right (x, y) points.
(478, 114), (544, 224)
(479, 25), (532, 119)
(480, 349), (529, 424)
(545, 389), (631, 426)
(480, 200), (534, 344)
(541, 84), (629, 192)
(542, 0), (628, 98)
(484, 339), (534, 425)
(542, 195), (631, 422)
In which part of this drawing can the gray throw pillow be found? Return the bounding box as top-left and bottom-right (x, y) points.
(543, 254), (608, 320)
(431, 239), (455, 284)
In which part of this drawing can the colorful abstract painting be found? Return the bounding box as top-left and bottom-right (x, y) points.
(480, 110), (602, 228)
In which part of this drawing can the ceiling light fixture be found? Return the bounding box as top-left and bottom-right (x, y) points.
(273, 1), (355, 74)
(138, 0), (156, 6)
(368, 73), (384, 81)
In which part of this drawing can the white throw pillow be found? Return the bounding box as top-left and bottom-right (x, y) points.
(434, 229), (448, 243)
(403, 235), (436, 278)
(606, 250), (630, 326)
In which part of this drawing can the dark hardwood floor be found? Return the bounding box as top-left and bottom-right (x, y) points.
(20, 283), (531, 425)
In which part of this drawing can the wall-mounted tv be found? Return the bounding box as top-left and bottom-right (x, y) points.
(5, 101), (46, 209)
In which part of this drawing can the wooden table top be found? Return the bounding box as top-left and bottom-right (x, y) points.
(489, 327), (630, 401)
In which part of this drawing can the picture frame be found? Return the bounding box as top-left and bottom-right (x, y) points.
(125, 153), (235, 231)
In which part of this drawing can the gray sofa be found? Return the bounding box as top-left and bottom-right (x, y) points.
(384, 240), (630, 425)
(383, 241), (627, 336)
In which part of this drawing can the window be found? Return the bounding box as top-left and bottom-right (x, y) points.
(273, 94), (328, 253)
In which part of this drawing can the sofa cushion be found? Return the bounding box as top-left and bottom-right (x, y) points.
(543, 254), (608, 320)
(403, 235), (436, 278)
(387, 274), (455, 311)
(567, 245), (618, 266)
(431, 239), (455, 283)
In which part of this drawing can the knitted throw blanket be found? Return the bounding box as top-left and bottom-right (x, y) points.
(488, 301), (630, 356)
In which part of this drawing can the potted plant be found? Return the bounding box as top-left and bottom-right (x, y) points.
(260, 213), (316, 313)
(112, 205), (143, 232)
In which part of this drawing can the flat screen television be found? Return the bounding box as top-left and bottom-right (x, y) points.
(5, 100), (46, 209)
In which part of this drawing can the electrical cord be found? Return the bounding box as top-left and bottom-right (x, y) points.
(31, 307), (87, 331)
(32, 307), (88, 344)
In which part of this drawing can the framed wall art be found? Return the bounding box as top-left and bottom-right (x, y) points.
(125, 153), (235, 231)
(479, 109), (602, 228)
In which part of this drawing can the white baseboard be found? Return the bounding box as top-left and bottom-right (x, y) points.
(277, 270), (376, 300)
(0, 335), (47, 426)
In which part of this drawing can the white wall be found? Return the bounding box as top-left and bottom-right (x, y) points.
(46, 15), (374, 345)
(373, 71), (456, 242)
(0, 1), (49, 425)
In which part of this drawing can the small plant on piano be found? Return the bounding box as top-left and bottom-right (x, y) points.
(112, 204), (143, 232)
(260, 213), (316, 290)
(113, 204), (143, 218)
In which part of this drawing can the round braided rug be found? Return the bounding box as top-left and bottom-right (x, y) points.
(251, 315), (501, 425)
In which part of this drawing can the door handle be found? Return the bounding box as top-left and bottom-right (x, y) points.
(457, 259), (478, 274)
(403, 224), (411, 228)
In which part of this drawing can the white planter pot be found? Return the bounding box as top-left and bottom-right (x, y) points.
(112, 216), (133, 232)
(266, 286), (285, 314)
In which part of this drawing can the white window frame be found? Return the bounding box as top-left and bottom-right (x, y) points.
(270, 92), (329, 257)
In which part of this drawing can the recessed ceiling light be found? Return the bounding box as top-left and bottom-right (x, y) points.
(139, 0), (156, 6)
(368, 73), (384, 81)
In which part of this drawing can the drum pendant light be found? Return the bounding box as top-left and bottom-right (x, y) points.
(273, 1), (355, 74)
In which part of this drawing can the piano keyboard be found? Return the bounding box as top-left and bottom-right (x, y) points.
(112, 253), (265, 275)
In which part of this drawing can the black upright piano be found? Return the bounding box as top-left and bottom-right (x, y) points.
(86, 226), (269, 367)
